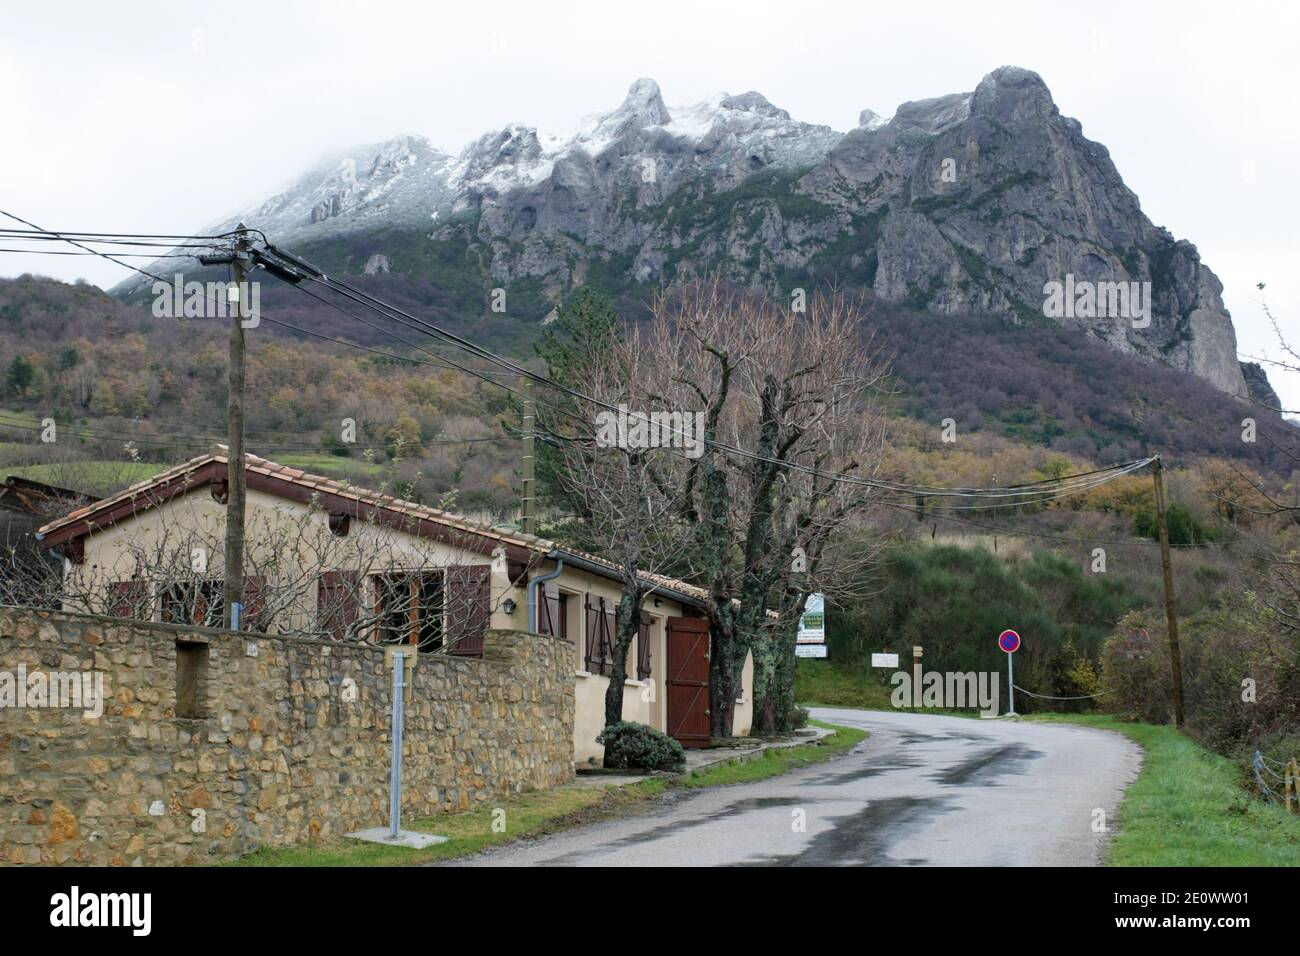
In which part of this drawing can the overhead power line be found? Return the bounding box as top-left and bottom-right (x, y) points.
(0, 227), (246, 241)
(269, 245), (1158, 503)
(0, 247), (205, 258)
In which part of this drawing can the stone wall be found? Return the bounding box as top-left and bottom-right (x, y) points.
(0, 606), (574, 865)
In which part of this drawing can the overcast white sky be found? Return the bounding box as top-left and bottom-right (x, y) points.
(2, 0), (1297, 408)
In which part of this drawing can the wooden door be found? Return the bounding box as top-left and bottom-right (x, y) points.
(666, 617), (711, 748)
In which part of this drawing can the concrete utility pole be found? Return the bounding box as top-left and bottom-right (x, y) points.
(520, 376), (536, 536)
(223, 225), (251, 629)
(1151, 456), (1186, 728)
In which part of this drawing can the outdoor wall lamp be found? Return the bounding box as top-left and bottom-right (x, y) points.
(502, 598), (517, 616)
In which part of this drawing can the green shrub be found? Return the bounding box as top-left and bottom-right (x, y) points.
(596, 721), (686, 773)
(1133, 504), (1216, 545)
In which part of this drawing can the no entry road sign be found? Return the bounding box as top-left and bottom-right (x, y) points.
(999, 629), (1021, 715)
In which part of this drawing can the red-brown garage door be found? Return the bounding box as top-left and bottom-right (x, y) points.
(666, 617), (711, 748)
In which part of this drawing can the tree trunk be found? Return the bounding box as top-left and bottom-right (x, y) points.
(750, 630), (778, 736)
(708, 612), (742, 738)
(770, 623), (799, 732)
(603, 585), (644, 729)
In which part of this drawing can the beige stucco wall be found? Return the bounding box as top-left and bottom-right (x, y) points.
(734, 650), (754, 737)
(64, 485), (526, 634)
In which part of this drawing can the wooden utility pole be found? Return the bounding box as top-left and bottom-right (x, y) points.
(223, 225), (251, 629)
(1151, 456), (1185, 728)
(520, 376), (536, 536)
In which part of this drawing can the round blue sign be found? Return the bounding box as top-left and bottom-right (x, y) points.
(998, 629), (1021, 653)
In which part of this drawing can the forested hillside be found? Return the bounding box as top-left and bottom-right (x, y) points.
(3, 272), (1293, 513)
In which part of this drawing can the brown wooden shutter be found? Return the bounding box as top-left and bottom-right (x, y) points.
(584, 595), (602, 672)
(603, 600), (617, 677)
(637, 612), (652, 680)
(241, 576), (265, 632)
(317, 571), (359, 641)
(584, 595), (616, 677)
(538, 584), (555, 637)
(537, 592), (550, 635)
(446, 565), (490, 657)
(108, 580), (147, 620)
(552, 592), (567, 639)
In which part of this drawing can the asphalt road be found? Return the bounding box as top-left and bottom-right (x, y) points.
(447, 707), (1143, 867)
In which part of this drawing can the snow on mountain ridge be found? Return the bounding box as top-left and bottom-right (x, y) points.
(199, 78), (852, 244)
(111, 77), (889, 299)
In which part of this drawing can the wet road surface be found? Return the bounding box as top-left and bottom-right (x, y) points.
(445, 707), (1142, 867)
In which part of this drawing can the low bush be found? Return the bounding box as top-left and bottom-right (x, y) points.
(596, 721), (686, 773)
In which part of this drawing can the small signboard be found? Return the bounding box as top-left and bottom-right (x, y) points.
(998, 629), (1021, 654)
(795, 644), (828, 659)
(797, 593), (825, 643)
(871, 653), (899, 668)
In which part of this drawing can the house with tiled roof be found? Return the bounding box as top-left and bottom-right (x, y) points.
(36, 449), (753, 760)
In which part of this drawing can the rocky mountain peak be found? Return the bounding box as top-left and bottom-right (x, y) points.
(720, 91), (788, 120)
(970, 65), (1059, 125)
(617, 77), (672, 127)
(857, 109), (888, 130)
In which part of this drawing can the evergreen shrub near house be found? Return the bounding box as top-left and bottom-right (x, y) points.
(596, 721), (686, 773)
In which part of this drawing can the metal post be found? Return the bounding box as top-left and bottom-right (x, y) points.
(389, 651), (407, 839)
(1007, 651), (1015, 716)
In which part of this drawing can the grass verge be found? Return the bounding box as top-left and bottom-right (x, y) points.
(1030, 714), (1300, 866)
(796, 659), (894, 709)
(227, 719), (867, 867)
(795, 660), (985, 719)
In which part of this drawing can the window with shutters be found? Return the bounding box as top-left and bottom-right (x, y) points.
(317, 571), (360, 641)
(584, 594), (616, 677)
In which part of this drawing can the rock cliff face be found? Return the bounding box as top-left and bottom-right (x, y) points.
(1241, 361), (1283, 411)
(118, 67), (1260, 398)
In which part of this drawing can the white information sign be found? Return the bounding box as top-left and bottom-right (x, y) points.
(797, 593), (825, 643)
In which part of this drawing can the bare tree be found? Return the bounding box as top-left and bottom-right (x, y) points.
(537, 289), (687, 727)
(642, 280), (892, 736)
